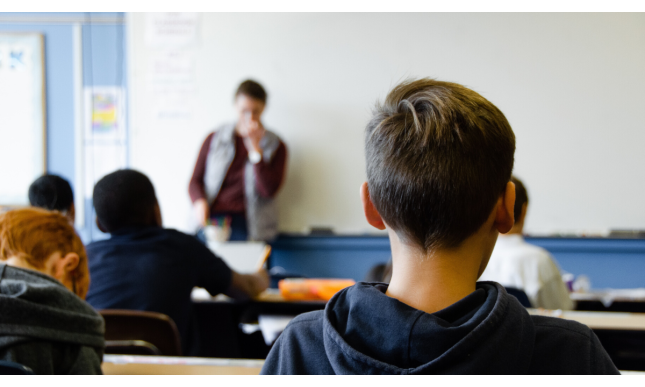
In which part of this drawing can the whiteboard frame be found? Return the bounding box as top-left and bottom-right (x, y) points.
(0, 32), (46, 206)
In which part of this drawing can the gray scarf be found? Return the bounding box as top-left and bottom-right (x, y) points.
(204, 123), (281, 241)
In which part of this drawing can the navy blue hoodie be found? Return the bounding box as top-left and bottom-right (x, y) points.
(261, 282), (619, 374)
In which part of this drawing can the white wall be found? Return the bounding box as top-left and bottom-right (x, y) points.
(128, 13), (645, 236)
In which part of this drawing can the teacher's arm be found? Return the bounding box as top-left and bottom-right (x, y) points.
(189, 132), (215, 226)
(254, 141), (288, 198)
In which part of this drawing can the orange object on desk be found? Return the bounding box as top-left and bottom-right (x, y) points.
(278, 278), (356, 301)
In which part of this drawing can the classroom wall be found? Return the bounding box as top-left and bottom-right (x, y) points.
(128, 13), (645, 236)
(0, 13), (127, 242)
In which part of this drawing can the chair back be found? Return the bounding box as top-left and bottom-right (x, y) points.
(100, 309), (182, 356)
(0, 360), (34, 375)
(505, 287), (532, 308)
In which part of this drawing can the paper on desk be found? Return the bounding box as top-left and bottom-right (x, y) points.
(258, 315), (295, 346)
(207, 241), (267, 274)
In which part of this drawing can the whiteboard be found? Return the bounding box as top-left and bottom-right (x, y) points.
(0, 33), (46, 205)
(128, 13), (645, 236)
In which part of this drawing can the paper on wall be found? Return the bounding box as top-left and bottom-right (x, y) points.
(83, 87), (127, 199)
(145, 13), (200, 48)
(146, 50), (196, 121)
(84, 87), (126, 142)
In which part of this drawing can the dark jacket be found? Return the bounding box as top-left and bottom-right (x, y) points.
(85, 226), (232, 356)
(261, 281), (619, 374)
(0, 264), (105, 374)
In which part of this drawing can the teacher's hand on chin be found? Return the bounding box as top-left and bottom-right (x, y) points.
(241, 118), (266, 156)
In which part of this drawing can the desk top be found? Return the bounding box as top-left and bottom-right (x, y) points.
(191, 287), (326, 305)
(571, 289), (645, 303)
(102, 355), (264, 375)
(528, 309), (645, 330)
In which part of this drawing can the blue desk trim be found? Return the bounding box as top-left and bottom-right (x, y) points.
(526, 237), (645, 254)
(272, 235), (391, 250)
(270, 235), (645, 289)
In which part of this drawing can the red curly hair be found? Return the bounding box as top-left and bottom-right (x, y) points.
(0, 207), (89, 298)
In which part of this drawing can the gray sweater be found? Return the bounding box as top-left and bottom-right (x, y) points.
(0, 263), (105, 374)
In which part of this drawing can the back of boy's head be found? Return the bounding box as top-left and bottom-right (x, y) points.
(511, 176), (529, 223)
(93, 169), (158, 233)
(365, 78), (516, 251)
(28, 174), (74, 213)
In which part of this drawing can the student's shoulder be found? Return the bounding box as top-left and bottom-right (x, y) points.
(531, 315), (592, 338)
(262, 311), (329, 375)
(529, 315), (619, 374)
(285, 310), (324, 328)
(515, 241), (559, 272)
(161, 228), (215, 252)
(85, 237), (110, 251)
(280, 310), (325, 339)
(520, 240), (555, 261)
(163, 227), (200, 241)
(153, 228), (203, 246)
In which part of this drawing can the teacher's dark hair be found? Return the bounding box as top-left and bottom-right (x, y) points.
(235, 79), (267, 104)
(93, 169), (158, 233)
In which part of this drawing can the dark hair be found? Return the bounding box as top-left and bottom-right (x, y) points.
(28, 175), (74, 213)
(365, 78), (515, 251)
(93, 169), (158, 233)
(511, 176), (529, 223)
(235, 79), (267, 104)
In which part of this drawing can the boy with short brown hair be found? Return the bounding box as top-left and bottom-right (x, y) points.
(261, 78), (618, 374)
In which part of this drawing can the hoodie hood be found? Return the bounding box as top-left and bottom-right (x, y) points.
(322, 281), (535, 374)
(0, 263), (104, 350)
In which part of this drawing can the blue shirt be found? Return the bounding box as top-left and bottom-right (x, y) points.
(85, 226), (232, 355)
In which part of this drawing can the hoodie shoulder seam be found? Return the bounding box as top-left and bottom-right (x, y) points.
(532, 321), (591, 339)
(283, 312), (324, 331)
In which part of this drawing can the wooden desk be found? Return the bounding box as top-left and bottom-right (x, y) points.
(102, 355), (263, 375)
(572, 290), (645, 313)
(193, 289), (326, 323)
(528, 309), (645, 330)
(191, 289), (325, 359)
(528, 309), (645, 371)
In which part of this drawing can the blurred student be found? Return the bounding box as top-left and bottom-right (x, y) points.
(85, 169), (269, 355)
(28, 174), (75, 224)
(0, 208), (104, 374)
(479, 176), (573, 310)
(261, 79), (618, 374)
(364, 260), (392, 283)
(189, 79), (287, 242)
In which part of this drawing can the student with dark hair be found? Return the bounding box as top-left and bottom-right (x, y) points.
(85, 169), (268, 355)
(0, 208), (104, 374)
(479, 176), (573, 310)
(261, 79), (618, 374)
(189, 79), (287, 242)
(28, 174), (75, 223)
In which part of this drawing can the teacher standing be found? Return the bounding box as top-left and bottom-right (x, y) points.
(189, 80), (287, 242)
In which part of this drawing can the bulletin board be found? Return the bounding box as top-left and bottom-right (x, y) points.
(0, 33), (46, 205)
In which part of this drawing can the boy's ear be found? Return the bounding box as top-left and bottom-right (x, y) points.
(495, 181), (516, 234)
(360, 182), (386, 230)
(153, 202), (163, 227)
(52, 252), (80, 280)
